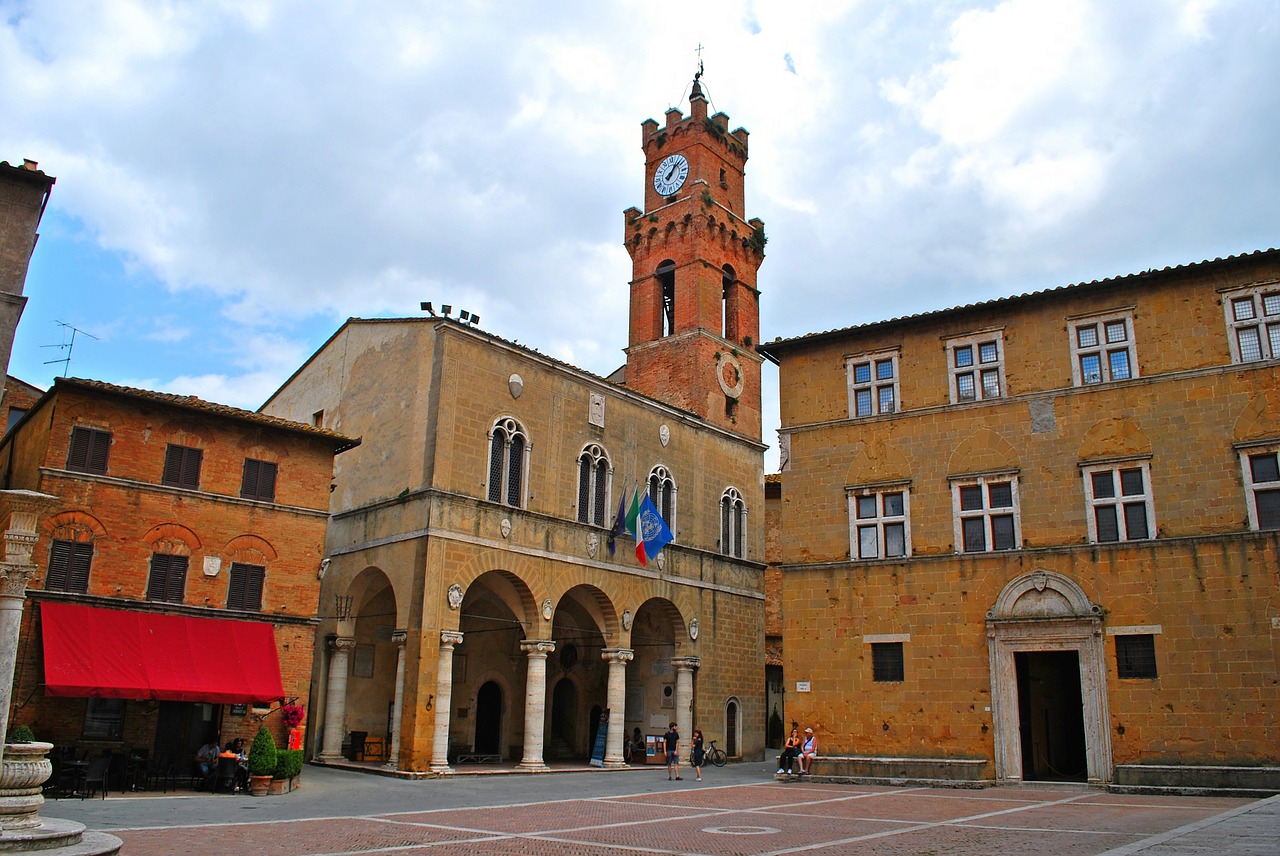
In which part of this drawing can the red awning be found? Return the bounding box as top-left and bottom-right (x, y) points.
(40, 601), (284, 704)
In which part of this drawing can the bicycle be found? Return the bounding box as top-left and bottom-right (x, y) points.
(705, 740), (727, 767)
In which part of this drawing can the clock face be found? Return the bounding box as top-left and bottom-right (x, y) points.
(653, 153), (690, 196)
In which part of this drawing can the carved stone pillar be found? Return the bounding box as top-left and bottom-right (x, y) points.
(601, 648), (634, 768)
(429, 631), (463, 773)
(318, 636), (356, 762)
(518, 639), (555, 771)
(386, 630), (408, 769)
(672, 656), (700, 761)
(0, 491), (56, 765)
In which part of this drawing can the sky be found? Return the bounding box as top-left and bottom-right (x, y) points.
(3, 0), (1278, 472)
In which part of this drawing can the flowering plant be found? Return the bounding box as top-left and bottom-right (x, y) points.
(281, 704), (305, 729)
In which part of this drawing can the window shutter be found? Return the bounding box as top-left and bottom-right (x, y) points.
(67, 429), (90, 471)
(146, 554), (171, 600)
(181, 448), (202, 489)
(47, 540), (72, 590)
(165, 555), (189, 602)
(245, 565), (264, 610)
(241, 459), (260, 499)
(68, 542), (93, 592)
(162, 446), (184, 485)
(87, 430), (110, 473)
(258, 461), (277, 500)
(227, 563), (246, 609)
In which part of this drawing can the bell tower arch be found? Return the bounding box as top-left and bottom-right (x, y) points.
(621, 72), (765, 440)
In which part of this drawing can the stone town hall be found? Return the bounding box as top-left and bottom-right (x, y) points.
(261, 75), (768, 771)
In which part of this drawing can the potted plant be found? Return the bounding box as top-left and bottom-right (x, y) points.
(246, 726), (277, 797)
(269, 748), (303, 795)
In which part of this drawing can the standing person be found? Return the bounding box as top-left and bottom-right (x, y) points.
(798, 727), (818, 775)
(777, 726), (801, 774)
(690, 729), (706, 782)
(664, 721), (681, 781)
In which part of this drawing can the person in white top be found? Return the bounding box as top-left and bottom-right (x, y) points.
(798, 727), (818, 775)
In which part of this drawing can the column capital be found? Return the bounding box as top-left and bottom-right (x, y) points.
(391, 629), (408, 647)
(440, 630), (463, 648)
(601, 647), (634, 665)
(330, 635), (357, 652)
(520, 639), (556, 657)
(671, 656), (701, 671)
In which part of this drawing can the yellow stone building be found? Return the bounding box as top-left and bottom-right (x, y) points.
(760, 248), (1280, 791)
(260, 78), (767, 772)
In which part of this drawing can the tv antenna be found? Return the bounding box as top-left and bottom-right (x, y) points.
(42, 321), (99, 377)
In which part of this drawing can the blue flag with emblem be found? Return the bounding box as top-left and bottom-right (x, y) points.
(636, 493), (674, 563)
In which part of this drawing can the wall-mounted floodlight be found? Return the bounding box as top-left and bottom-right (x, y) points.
(441, 304), (452, 317)
(420, 301), (434, 316)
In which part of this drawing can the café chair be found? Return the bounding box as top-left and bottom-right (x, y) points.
(213, 757), (239, 794)
(81, 756), (110, 800)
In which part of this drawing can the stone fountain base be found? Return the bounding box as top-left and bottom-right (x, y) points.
(0, 743), (122, 854)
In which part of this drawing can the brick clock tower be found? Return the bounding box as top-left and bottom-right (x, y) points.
(622, 73), (765, 441)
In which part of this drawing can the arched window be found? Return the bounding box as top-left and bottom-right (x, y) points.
(721, 264), (736, 340)
(720, 487), (747, 558)
(577, 444), (611, 526)
(648, 465), (677, 533)
(657, 260), (676, 337)
(487, 417), (527, 508)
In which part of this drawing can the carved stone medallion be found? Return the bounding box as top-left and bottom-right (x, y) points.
(447, 583), (463, 610)
(542, 598), (554, 621)
(587, 532), (600, 558)
(501, 518), (512, 538)
(621, 609), (633, 630)
(509, 373), (524, 399)
(689, 618), (700, 641)
(659, 424), (670, 447)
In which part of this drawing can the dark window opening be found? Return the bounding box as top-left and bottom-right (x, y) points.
(872, 642), (905, 682)
(146, 553), (189, 603)
(67, 426), (111, 475)
(227, 562), (265, 611)
(657, 261), (676, 337)
(47, 539), (93, 593)
(83, 698), (124, 740)
(1115, 634), (1158, 679)
(721, 264), (736, 340)
(162, 444), (203, 490)
(240, 458), (278, 502)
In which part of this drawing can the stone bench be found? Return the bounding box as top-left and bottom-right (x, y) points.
(787, 755), (991, 787)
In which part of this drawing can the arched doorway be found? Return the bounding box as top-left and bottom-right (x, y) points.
(986, 570), (1112, 784)
(343, 568), (398, 760)
(457, 571), (537, 762)
(549, 678), (578, 759)
(475, 681), (503, 756)
(725, 698), (740, 758)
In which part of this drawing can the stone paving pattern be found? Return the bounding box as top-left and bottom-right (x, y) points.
(95, 781), (1277, 855)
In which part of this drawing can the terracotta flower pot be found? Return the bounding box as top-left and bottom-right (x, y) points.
(248, 774), (272, 797)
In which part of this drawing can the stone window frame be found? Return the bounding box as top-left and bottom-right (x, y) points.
(486, 416), (529, 508)
(575, 443), (612, 527)
(648, 464), (678, 534)
(1235, 439), (1280, 530)
(1222, 281), (1280, 364)
(845, 348), (901, 418)
(867, 636), (907, 683)
(944, 329), (1005, 404)
(846, 480), (911, 560)
(1068, 308), (1138, 386)
(1080, 457), (1156, 543)
(1107, 625), (1161, 680)
(720, 486), (747, 558)
(950, 470), (1021, 553)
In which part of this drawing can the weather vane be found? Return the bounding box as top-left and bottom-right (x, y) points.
(695, 43), (705, 80)
(42, 321), (98, 377)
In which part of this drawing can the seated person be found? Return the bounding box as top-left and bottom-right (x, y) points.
(195, 736), (221, 788)
(798, 727), (818, 774)
(777, 727), (801, 774)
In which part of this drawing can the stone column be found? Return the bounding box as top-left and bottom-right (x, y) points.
(672, 656), (700, 762)
(429, 631), (463, 773)
(601, 648), (633, 768)
(318, 636), (356, 762)
(385, 630), (408, 769)
(518, 639), (555, 771)
(0, 491), (56, 767)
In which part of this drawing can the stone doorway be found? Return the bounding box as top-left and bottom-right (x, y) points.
(986, 570), (1112, 785)
(1015, 651), (1088, 781)
(474, 681), (503, 756)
